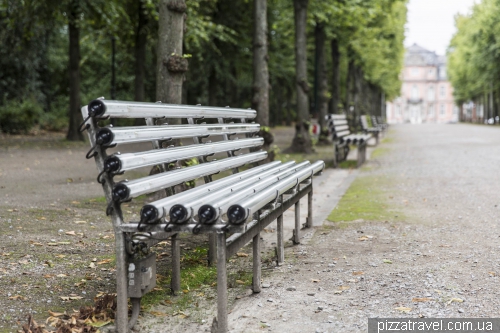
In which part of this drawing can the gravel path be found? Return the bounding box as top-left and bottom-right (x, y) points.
(222, 123), (500, 332)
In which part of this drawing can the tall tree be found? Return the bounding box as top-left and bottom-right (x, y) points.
(66, 0), (84, 141)
(329, 38), (340, 115)
(157, 0), (187, 109)
(289, 0), (312, 153)
(314, 22), (329, 144)
(252, 0), (269, 126)
(134, 0), (149, 102)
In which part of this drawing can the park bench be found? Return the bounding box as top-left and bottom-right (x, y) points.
(360, 115), (381, 145)
(371, 115), (388, 133)
(326, 114), (371, 168)
(80, 98), (324, 333)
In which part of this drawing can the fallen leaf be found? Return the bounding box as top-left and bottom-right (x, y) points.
(47, 243), (59, 246)
(88, 263), (96, 269)
(56, 274), (67, 278)
(358, 236), (369, 241)
(333, 290), (343, 294)
(488, 272), (496, 276)
(448, 298), (463, 304)
(311, 279), (320, 283)
(383, 259), (393, 264)
(74, 220), (86, 224)
(71, 201), (80, 204)
(395, 307), (412, 313)
(235, 280), (245, 285)
(43, 274), (54, 278)
(9, 295), (26, 300)
(65, 231), (76, 236)
(48, 310), (65, 317)
(338, 286), (350, 291)
(150, 311), (168, 317)
(97, 259), (112, 265)
(236, 253), (249, 257)
(55, 255), (66, 258)
(352, 271), (364, 276)
(412, 297), (432, 302)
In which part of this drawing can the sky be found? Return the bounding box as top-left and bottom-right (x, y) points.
(405, 0), (478, 56)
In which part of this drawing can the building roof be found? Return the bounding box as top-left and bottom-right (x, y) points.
(405, 43), (446, 67)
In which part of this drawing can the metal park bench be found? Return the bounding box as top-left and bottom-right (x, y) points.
(80, 98), (324, 333)
(326, 114), (371, 168)
(360, 115), (381, 145)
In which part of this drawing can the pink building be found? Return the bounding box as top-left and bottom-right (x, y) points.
(386, 44), (459, 124)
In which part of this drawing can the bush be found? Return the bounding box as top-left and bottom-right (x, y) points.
(0, 98), (43, 134)
(40, 96), (69, 132)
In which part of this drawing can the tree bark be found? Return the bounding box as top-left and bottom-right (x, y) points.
(315, 23), (329, 145)
(252, 0), (269, 126)
(289, 0), (312, 154)
(329, 38), (340, 115)
(157, 0), (187, 119)
(135, 0), (148, 102)
(66, 0), (84, 141)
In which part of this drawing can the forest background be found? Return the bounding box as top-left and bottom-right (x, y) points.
(0, 0), (407, 152)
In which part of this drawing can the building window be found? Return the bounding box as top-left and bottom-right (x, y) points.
(411, 68), (419, 76)
(440, 104), (445, 116)
(429, 105), (435, 116)
(412, 85), (419, 99)
(428, 86), (434, 101)
(440, 86), (446, 97)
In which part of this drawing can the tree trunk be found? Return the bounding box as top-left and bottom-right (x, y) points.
(315, 23), (329, 145)
(329, 38), (340, 115)
(66, 0), (84, 141)
(135, 0), (148, 102)
(289, 0), (312, 154)
(252, 0), (269, 126)
(208, 67), (217, 107)
(157, 0), (187, 117)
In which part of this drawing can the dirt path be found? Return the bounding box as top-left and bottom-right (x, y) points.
(220, 123), (500, 333)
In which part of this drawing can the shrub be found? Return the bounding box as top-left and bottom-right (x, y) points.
(0, 98), (43, 134)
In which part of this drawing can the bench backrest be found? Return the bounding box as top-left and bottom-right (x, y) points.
(360, 115), (370, 130)
(81, 99), (267, 223)
(326, 114), (351, 141)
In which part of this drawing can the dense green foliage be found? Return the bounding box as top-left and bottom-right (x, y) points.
(448, 0), (500, 110)
(0, 0), (407, 134)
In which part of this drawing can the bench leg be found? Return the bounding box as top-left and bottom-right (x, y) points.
(375, 132), (379, 145)
(252, 233), (261, 293)
(216, 232), (228, 333)
(115, 233), (129, 333)
(171, 234), (181, 294)
(357, 145), (363, 168)
(293, 201), (300, 244)
(306, 189), (313, 228)
(333, 145), (338, 168)
(208, 233), (217, 266)
(277, 215), (284, 265)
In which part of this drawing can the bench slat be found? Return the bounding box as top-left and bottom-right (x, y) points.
(97, 123), (261, 147)
(85, 100), (256, 120)
(140, 161), (289, 223)
(105, 138), (264, 173)
(111, 151), (267, 202)
(226, 161), (325, 224)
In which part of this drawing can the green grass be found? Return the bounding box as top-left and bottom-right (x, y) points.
(327, 175), (400, 223)
(141, 245), (216, 310)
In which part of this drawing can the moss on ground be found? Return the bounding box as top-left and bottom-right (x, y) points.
(327, 175), (400, 223)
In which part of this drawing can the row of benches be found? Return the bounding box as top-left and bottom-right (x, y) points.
(81, 99), (386, 332)
(326, 114), (388, 168)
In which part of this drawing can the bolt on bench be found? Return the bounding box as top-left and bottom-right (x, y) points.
(326, 114), (371, 168)
(80, 99), (324, 333)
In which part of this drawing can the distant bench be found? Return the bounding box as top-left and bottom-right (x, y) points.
(360, 115), (382, 145)
(326, 114), (371, 168)
(80, 99), (324, 332)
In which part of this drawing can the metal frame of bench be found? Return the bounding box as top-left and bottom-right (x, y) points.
(326, 114), (371, 168)
(360, 115), (381, 145)
(81, 98), (324, 333)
